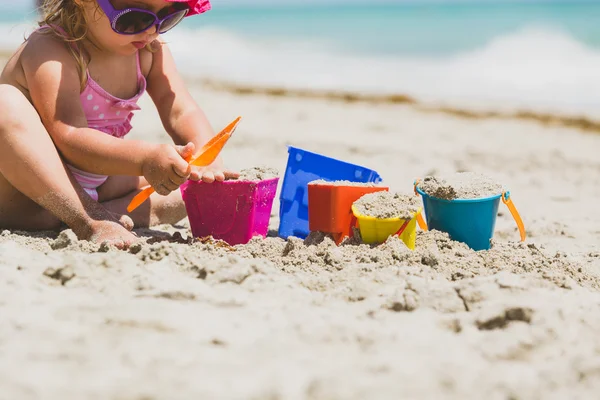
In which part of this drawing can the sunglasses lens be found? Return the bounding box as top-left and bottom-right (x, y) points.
(115, 10), (156, 34)
(158, 9), (188, 34)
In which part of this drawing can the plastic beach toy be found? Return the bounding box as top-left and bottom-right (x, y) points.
(181, 177), (279, 245)
(414, 179), (526, 251)
(307, 182), (388, 244)
(127, 116), (242, 213)
(278, 146), (383, 239)
(351, 205), (424, 250)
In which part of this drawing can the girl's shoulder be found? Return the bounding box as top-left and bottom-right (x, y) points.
(21, 29), (80, 70)
(0, 29), (78, 94)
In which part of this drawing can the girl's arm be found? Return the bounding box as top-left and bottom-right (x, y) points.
(22, 33), (191, 193)
(145, 40), (238, 182)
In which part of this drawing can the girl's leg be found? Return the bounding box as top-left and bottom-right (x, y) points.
(0, 85), (137, 247)
(97, 175), (187, 227)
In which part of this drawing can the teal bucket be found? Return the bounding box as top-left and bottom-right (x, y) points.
(416, 186), (501, 251)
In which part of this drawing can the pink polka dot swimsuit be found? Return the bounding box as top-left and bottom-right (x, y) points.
(66, 52), (146, 201)
(39, 24), (146, 201)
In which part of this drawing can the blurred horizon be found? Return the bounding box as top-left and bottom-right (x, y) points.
(0, 0), (599, 117)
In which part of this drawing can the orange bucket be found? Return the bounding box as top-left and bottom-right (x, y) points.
(307, 182), (389, 244)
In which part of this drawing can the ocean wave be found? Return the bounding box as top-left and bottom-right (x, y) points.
(1, 21), (599, 118)
(167, 25), (600, 117)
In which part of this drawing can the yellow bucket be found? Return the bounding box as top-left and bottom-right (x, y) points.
(351, 205), (424, 250)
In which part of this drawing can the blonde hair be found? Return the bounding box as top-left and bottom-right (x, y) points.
(37, 0), (94, 90)
(36, 0), (159, 90)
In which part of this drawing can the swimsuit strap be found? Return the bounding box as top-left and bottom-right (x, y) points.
(37, 24), (145, 86)
(36, 24), (82, 53)
(135, 50), (144, 81)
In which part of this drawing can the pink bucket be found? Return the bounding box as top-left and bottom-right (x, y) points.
(180, 178), (279, 245)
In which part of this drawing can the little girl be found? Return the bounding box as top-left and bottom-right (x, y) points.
(0, 0), (237, 248)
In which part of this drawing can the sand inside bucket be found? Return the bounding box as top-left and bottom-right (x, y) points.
(418, 172), (503, 200)
(232, 166), (279, 182)
(309, 180), (381, 187)
(353, 191), (420, 219)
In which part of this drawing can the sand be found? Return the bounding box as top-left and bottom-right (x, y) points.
(418, 172), (504, 200)
(353, 191), (420, 219)
(234, 166), (279, 181)
(1, 77), (600, 399)
(308, 180), (381, 187)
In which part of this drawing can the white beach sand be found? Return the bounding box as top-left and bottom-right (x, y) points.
(1, 81), (599, 399)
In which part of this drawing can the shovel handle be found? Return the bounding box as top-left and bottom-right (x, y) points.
(127, 186), (155, 213)
(413, 179), (428, 231)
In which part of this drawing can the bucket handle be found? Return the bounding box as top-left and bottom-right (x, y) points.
(413, 179), (428, 231)
(394, 219), (411, 237)
(502, 191), (526, 242)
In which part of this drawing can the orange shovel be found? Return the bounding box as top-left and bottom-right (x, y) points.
(126, 116), (242, 213)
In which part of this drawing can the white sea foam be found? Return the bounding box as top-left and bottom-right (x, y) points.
(168, 25), (600, 116)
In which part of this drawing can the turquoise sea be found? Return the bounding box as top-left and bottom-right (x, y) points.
(2, 1), (600, 115)
(186, 2), (600, 56)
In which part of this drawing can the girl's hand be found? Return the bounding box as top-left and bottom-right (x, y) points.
(142, 143), (194, 195)
(190, 157), (239, 183)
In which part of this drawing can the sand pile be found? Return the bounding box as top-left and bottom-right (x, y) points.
(1, 226), (597, 306)
(418, 172), (504, 200)
(235, 166), (279, 181)
(353, 191), (420, 219)
(232, 230), (597, 290)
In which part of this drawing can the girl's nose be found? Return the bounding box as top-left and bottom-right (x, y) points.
(147, 24), (158, 35)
